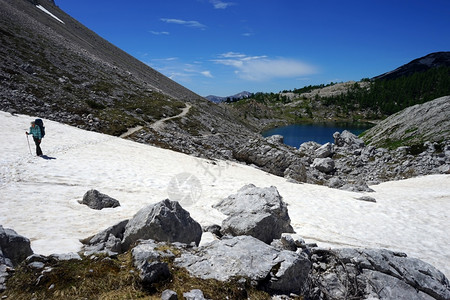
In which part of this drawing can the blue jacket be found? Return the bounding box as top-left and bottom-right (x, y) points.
(29, 125), (42, 139)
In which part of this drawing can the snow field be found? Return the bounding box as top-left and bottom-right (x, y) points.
(1, 111), (449, 277)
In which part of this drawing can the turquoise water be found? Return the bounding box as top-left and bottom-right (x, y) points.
(262, 123), (373, 148)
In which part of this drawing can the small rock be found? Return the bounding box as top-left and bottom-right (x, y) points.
(183, 289), (209, 300)
(79, 189), (120, 210)
(356, 196), (377, 203)
(161, 289), (178, 300)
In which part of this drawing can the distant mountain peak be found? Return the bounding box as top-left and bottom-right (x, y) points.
(206, 91), (252, 103)
(373, 51), (450, 81)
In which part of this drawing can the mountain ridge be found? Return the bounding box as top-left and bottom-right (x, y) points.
(373, 51), (450, 81)
(0, 0), (261, 158)
(205, 91), (252, 103)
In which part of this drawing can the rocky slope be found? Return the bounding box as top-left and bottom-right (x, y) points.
(0, 0), (259, 153)
(362, 96), (450, 148)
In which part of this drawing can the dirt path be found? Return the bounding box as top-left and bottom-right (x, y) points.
(150, 103), (191, 131)
(119, 125), (144, 138)
(120, 103), (192, 138)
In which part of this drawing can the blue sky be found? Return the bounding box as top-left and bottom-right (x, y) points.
(57, 0), (450, 97)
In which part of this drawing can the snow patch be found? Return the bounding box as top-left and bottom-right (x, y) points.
(36, 5), (64, 24)
(0, 111), (449, 278)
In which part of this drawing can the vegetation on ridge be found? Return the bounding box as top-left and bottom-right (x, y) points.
(224, 65), (450, 132)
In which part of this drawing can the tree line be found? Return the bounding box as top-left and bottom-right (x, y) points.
(321, 66), (450, 115)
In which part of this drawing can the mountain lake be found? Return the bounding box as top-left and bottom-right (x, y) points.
(262, 122), (374, 148)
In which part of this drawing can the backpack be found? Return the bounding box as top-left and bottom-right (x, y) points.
(35, 118), (45, 138)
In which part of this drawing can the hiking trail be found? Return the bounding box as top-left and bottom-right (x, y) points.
(120, 103), (192, 138)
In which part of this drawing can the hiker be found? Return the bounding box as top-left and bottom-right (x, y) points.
(26, 121), (43, 156)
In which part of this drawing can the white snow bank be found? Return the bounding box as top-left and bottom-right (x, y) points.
(1, 111), (449, 278)
(36, 5), (64, 24)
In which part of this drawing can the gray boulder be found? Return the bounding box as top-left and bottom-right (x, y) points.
(233, 138), (307, 179)
(284, 162), (307, 182)
(183, 289), (209, 300)
(122, 199), (202, 250)
(81, 220), (128, 256)
(266, 134), (284, 145)
(213, 184), (294, 243)
(0, 225), (33, 267)
(139, 261), (170, 286)
(315, 142), (334, 158)
(299, 141), (322, 156)
(327, 177), (345, 189)
(333, 130), (365, 148)
(162, 289), (178, 300)
(308, 248), (450, 300)
(131, 240), (183, 287)
(79, 189), (120, 210)
(0, 226), (33, 292)
(175, 235), (311, 295)
(312, 157), (335, 174)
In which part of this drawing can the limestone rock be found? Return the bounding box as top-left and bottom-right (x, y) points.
(79, 189), (120, 210)
(175, 235), (311, 295)
(82, 220), (128, 256)
(213, 184), (294, 243)
(266, 134), (284, 145)
(183, 289), (209, 300)
(312, 157), (335, 174)
(161, 289), (178, 300)
(299, 141), (321, 156)
(333, 130), (365, 148)
(0, 225), (33, 267)
(308, 248), (450, 300)
(315, 142), (334, 158)
(131, 239), (184, 287)
(122, 199), (202, 250)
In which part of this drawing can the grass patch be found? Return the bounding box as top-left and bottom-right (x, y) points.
(3, 253), (146, 300)
(86, 99), (106, 110)
(2, 245), (285, 300)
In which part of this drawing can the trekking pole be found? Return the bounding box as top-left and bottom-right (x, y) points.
(26, 134), (32, 155)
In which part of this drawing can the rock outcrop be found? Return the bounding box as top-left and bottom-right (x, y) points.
(295, 130), (450, 191)
(363, 96), (450, 147)
(82, 199), (202, 255)
(0, 225), (33, 291)
(175, 235), (311, 295)
(122, 199), (202, 250)
(308, 248), (450, 300)
(0, 225), (33, 267)
(213, 184), (294, 243)
(79, 189), (120, 210)
(82, 220), (129, 256)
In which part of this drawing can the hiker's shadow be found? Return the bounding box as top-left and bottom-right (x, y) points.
(40, 155), (56, 160)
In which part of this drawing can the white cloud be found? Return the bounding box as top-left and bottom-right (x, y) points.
(160, 18), (206, 30)
(219, 52), (247, 58)
(210, 0), (235, 9)
(147, 57), (212, 82)
(201, 71), (213, 78)
(213, 53), (317, 81)
(150, 31), (170, 35)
